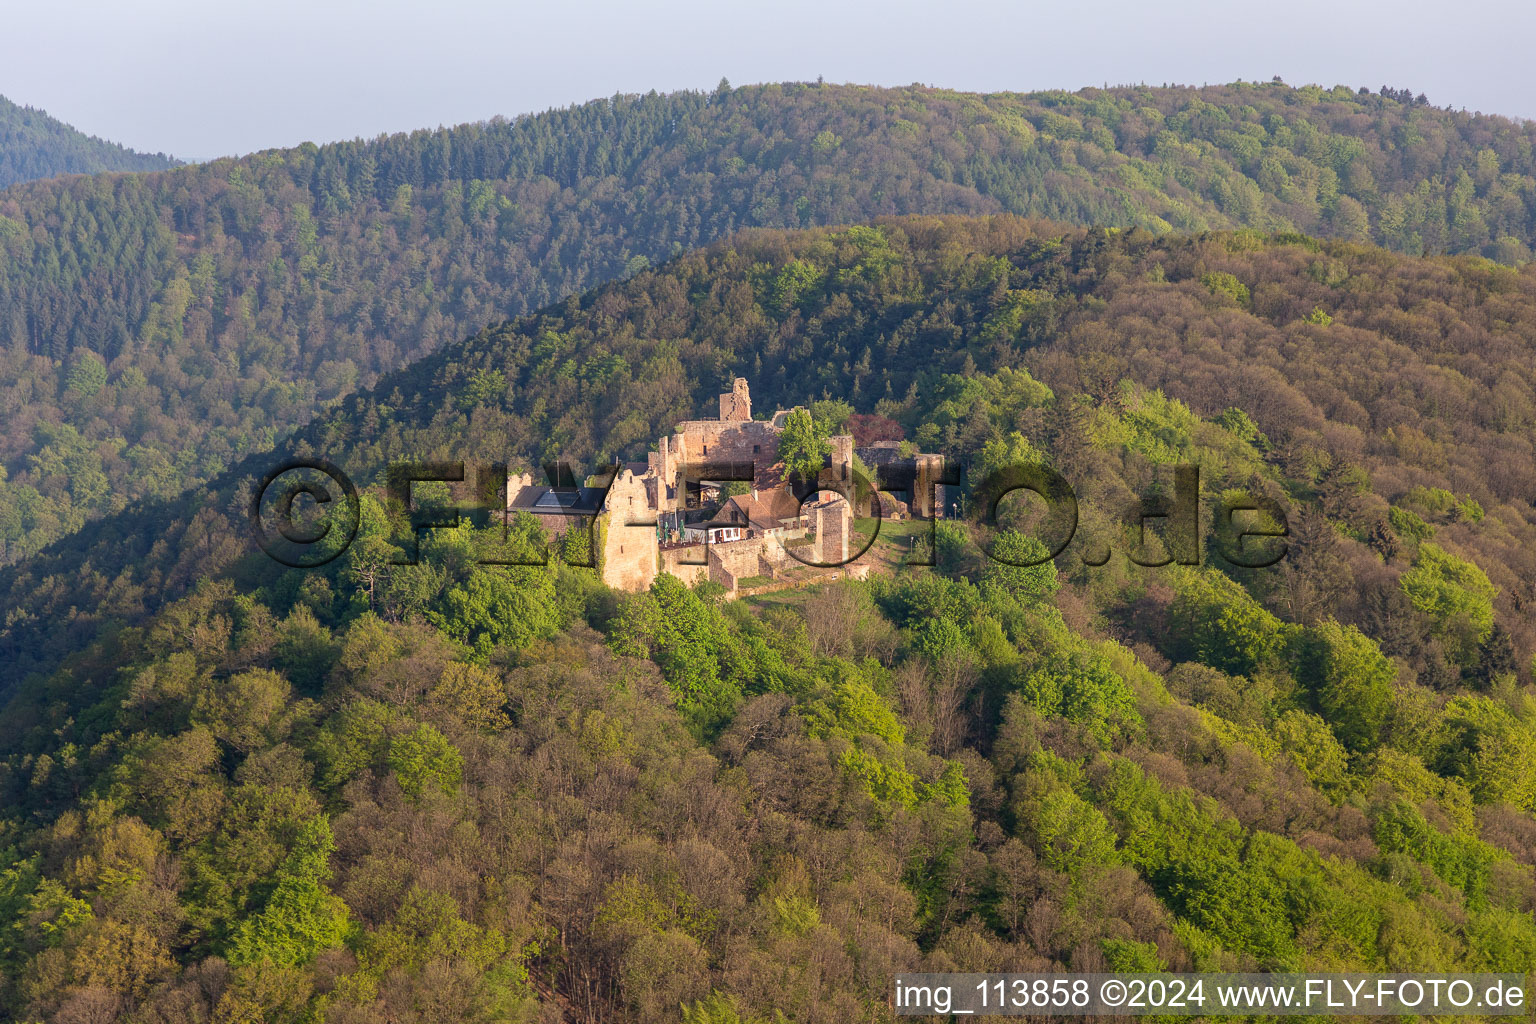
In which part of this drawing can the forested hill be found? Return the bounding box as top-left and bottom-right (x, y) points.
(0, 93), (177, 188)
(5, 81), (1536, 565)
(4, 216), (1536, 1019)
(5, 214), (1536, 713)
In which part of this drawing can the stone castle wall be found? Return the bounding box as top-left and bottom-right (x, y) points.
(660, 545), (710, 586)
(600, 468), (659, 592)
(828, 434), (854, 485)
(708, 537), (773, 590)
(667, 419), (785, 489)
(506, 471), (536, 508)
(719, 377), (752, 421)
(811, 498), (851, 565)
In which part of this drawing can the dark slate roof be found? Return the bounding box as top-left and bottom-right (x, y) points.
(510, 486), (605, 514)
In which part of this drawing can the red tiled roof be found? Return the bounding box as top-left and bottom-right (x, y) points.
(715, 488), (806, 531)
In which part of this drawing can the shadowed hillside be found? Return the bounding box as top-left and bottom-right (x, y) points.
(5, 80), (1536, 562)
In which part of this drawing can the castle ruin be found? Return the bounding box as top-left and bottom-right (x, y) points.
(506, 378), (944, 594)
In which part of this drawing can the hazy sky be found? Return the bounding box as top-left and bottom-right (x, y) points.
(4, 0), (1533, 160)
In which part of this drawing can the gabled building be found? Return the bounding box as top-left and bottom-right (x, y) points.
(684, 488), (808, 544)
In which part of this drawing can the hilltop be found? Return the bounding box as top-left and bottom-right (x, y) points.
(0, 93), (177, 188)
(5, 213), (1536, 688)
(4, 215), (1536, 1018)
(5, 80), (1536, 561)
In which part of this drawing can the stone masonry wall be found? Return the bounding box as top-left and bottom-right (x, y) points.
(660, 545), (709, 586)
(600, 468), (659, 593)
(811, 498), (851, 565)
(668, 419), (785, 490)
(719, 377), (752, 421)
(707, 537), (770, 590)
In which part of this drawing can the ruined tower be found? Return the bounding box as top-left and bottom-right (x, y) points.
(719, 377), (752, 422)
(811, 496), (851, 565)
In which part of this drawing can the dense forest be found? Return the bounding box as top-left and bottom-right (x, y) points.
(5, 80), (1536, 561)
(3, 216), (1536, 1020)
(0, 94), (176, 190)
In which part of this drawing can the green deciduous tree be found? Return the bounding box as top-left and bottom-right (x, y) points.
(225, 817), (350, 967)
(1399, 543), (1498, 665)
(387, 722), (464, 797)
(1296, 619), (1397, 752)
(778, 407), (830, 482)
(982, 530), (1059, 605)
(64, 350), (107, 397)
(429, 566), (563, 660)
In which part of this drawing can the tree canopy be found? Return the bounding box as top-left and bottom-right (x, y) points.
(1, 212), (1536, 1019)
(5, 80), (1536, 561)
